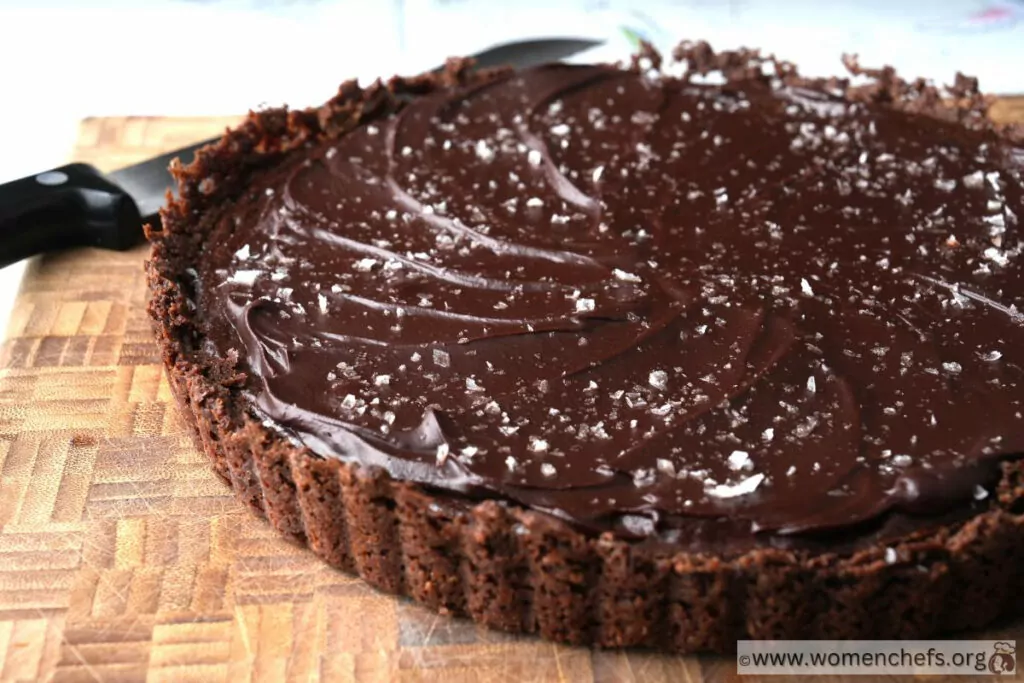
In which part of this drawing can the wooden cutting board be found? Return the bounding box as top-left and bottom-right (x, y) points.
(2, 107), (1024, 683)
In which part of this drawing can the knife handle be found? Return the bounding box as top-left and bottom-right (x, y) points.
(0, 163), (142, 269)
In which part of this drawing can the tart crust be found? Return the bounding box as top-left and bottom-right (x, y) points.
(145, 44), (1024, 652)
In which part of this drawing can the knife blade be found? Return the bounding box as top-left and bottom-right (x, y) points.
(0, 37), (602, 270)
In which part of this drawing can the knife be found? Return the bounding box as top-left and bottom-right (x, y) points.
(0, 37), (601, 270)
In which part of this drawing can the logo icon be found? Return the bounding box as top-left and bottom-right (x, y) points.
(989, 642), (1016, 675)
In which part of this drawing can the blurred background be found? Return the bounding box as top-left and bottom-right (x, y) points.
(0, 0), (1022, 325)
(2, 0), (1023, 182)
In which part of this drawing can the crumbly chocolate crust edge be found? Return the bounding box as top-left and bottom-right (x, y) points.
(145, 43), (1024, 652)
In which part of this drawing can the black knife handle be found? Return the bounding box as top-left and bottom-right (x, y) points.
(0, 163), (142, 269)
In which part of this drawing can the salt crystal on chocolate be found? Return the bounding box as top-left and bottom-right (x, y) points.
(649, 370), (668, 391)
(727, 450), (753, 471)
(706, 473), (765, 499)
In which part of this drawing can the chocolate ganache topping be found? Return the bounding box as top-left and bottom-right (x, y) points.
(197, 56), (1024, 543)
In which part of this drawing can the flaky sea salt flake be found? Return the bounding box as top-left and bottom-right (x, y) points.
(984, 247), (1010, 267)
(962, 170), (985, 189)
(706, 473), (765, 499)
(656, 458), (676, 477)
(986, 171), (1002, 191)
(651, 403), (673, 416)
(229, 270), (261, 285)
(632, 468), (656, 487)
(475, 140), (495, 162)
(575, 298), (595, 313)
(648, 370), (668, 391)
(727, 450), (753, 471)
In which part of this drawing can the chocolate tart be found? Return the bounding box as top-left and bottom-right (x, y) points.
(146, 43), (1024, 652)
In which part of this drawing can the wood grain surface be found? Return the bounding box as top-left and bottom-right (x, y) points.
(1, 106), (1023, 683)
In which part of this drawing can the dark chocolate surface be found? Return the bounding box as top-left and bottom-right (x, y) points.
(195, 60), (1024, 543)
